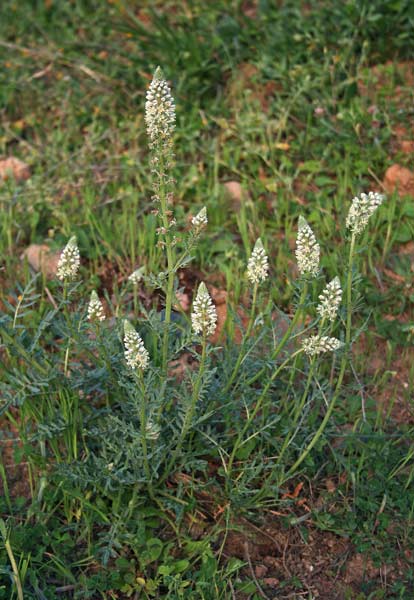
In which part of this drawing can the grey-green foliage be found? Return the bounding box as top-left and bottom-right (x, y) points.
(0, 269), (346, 506)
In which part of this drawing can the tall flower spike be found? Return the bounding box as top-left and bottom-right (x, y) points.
(346, 191), (384, 236)
(56, 236), (80, 281)
(302, 335), (343, 356)
(191, 206), (208, 231)
(247, 238), (269, 284)
(191, 282), (217, 337)
(296, 216), (320, 277)
(317, 276), (342, 322)
(87, 290), (105, 322)
(145, 66), (176, 147)
(124, 320), (150, 371)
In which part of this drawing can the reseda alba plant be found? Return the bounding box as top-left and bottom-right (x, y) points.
(0, 67), (385, 543)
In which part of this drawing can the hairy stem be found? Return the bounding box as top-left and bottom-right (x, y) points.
(158, 154), (176, 376)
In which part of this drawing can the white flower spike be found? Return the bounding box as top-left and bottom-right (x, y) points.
(57, 236), (80, 281)
(317, 277), (342, 322)
(191, 282), (217, 337)
(191, 206), (208, 231)
(247, 238), (269, 284)
(145, 66), (176, 147)
(124, 320), (150, 371)
(87, 290), (105, 322)
(295, 216), (320, 277)
(346, 191), (384, 236)
(302, 335), (343, 356)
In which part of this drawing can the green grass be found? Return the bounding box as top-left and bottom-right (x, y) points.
(1, 1), (414, 598)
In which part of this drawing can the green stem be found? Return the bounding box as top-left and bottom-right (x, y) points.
(275, 357), (316, 470)
(95, 323), (118, 402)
(133, 285), (138, 316)
(0, 520), (24, 600)
(226, 349), (303, 483)
(158, 155), (176, 376)
(37, 439), (48, 505)
(286, 236), (356, 476)
(345, 234), (356, 348)
(294, 358), (316, 421)
(161, 334), (207, 482)
(174, 230), (198, 272)
(137, 371), (153, 498)
(0, 328), (48, 376)
(288, 316), (326, 424)
(246, 283), (308, 387)
(224, 282), (258, 394)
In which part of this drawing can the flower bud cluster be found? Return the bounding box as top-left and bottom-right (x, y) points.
(295, 216), (320, 277)
(124, 320), (150, 371)
(317, 277), (342, 322)
(191, 282), (217, 337)
(247, 238), (269, 284)
(145, 67), (176, 148)
(191, 207), (208, 232)
(128, 267), (145, 285)
(346, 191), (384, 236)
(87, 290), (105, 322)
(302, 335), (343, 356)
(57, 236), (80, 281)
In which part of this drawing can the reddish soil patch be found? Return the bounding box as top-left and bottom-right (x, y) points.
(358, 61), (414, 103)
(216, 511), (409, 599)
(0, 412), (31, 500)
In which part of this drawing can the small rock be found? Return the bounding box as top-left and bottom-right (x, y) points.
(0, 157), (30, 182)
(254, 565), (268, 578)
(344, 553), (379, 584)
(174, 291), (190, 311)
(263, 555), (279, 567)
(21, 244), (60, 278)
(224, 180), (244, 204)
(383, 164), (414, 196)
(168, 352), (198, 381)
(400, 140), (414, 154)
(208, 285), (249, 344)
(263, 577), (280, 587)
(209, 286), (229, 344)
(325, 478), (336, 493)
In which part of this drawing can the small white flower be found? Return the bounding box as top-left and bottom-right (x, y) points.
(247, 238), (269, 284)
(87, 290), (105, 322)
(191, 282), (217, 337)
(124, 320), (150, 371)
(145, 419), (160, 441)
(145, 66), (176, 147)
(191, 206), (208, 230)
(317, 277), (342, 322)
(295, 216), (320, 277)
(302, 335), (343, 356)
(128, 267), (145, 285)
(57, 236), (80, 281)
(346, 191), (384, 236)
